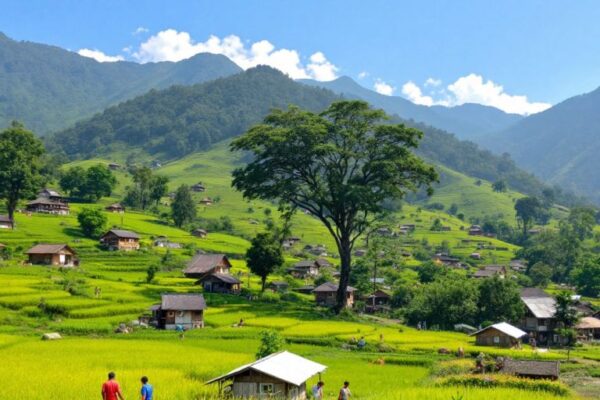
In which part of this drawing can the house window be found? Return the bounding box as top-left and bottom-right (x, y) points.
(259, 383), (274, 394)
(493, 336), (500, 343)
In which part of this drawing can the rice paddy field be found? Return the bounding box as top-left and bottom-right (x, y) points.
(0, 143), (598, 399)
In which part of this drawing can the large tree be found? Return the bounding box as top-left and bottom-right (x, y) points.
(514, 196), (543, 237)
(231, 101), (437, 311)
(171, 184), (196, 227)
(124, 167), (169, 210)
(0, 122), (45, 222)
(246, 232), (284, 292)
(476, 276), (524, 324)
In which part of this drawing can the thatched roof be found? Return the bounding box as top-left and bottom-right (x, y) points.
(576, 317), (600, 330)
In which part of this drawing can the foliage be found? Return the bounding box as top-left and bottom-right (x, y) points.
(554, 292), (579, 329)
(123, 167), (169, 210)
(146, 264), (159, 284)
(417, 262), (446, 284)
(514, 196), (543, 236)
(60, 164), (116, 202)
(571, 257), (600, 297)
(231, 100), (437, 311)
(527, 262), (552, 288)
(76, 208), (108, 238)
(430, 218), (444, 231)
(492, 180), (507, 192)
(0, 121), (45, 220)
(246, 233), (284, 291)
(476, 276), (523, 324)
(171, 185), (196, 228)
(567, 207), (596, 241)
(255, 330), (284, 359)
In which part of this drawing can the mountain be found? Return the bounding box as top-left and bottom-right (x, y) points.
(0, 32), (242, 135)
(480, 85), (600, 202)
(300, 76), (523, 140)
(49, 66), (546, 199)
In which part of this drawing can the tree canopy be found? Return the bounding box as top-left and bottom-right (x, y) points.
(232, 100), (437, 311)
(171, 184), (196, 228)
(245, 233), (284, 292)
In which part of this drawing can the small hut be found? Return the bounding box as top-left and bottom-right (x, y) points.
(151, 293), (206, 330)
(576, 317), (600, 341)
(105, 203), (125, 213)
(184, 254), (232, 280)
(501, 359), (560, 380)
(206, 351), (326, 399)
(100, 229), (140, 251)
(199, 273), (241, 294)
(471, 322), (526, 347)
(0, 215), (13, 229)
(26, 244), (77, 266)
(192, 228), (208, 238)
(313, 282), (356, 308)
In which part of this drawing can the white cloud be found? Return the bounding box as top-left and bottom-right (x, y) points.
(401, 81), (434, 105)
(374, 79), (395, 96)
(132, 29), (339, 81)
(77, 48), (124, 63)
(400, 74), (551, 115)
(133, 26), (149, 35)
(358, 71), (369, 79)
(424, 77), (441, 87)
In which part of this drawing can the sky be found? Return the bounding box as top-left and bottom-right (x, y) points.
(1, 0), (600, 115)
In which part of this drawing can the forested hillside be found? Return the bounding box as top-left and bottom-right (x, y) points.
(0, 32), (241, 134)
(481, 85), (600, 203)
(49, 66), (549, 199)
(300, 76), (523, 140)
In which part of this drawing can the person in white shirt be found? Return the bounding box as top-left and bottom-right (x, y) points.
(338, 381), (351, 400)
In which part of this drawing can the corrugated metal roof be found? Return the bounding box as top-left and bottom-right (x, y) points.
(206, 351), (326, 386)
(161, 294), (206, 310)
(471, 322), (527, 339)
(520, 288), (556, 318)
(104, 229), (140, 239)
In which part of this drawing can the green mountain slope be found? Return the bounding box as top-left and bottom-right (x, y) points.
(49, 66), (546, 199)
(480, 85), (600, 203)
(0, 32), (241, 135)
(300, 76), (523, 139)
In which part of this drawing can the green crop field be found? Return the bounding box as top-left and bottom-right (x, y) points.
(0, 141), (597, 399)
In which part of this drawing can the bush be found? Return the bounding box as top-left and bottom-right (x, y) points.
(436, 374), (569, 396)
(256, 330), (284, 359)
(77, 208), (107, 238)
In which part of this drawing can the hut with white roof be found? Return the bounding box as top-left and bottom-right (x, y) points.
(206, 351), (326, 399)
(471, 322), (527, 348)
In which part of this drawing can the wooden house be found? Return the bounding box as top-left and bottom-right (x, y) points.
(192, 228), (208, 238)
(206, 351), (326, 400)
(38, 188), (65, 202)
(576, 317), (600, 341)
(313, 282), (356, 308)
(364, 289), (391, 313)
(287, 260), (319, 278)
(26, 244), (77, 267)
(108, 162), (121, 170)
(315, 258), (332, 268)
(473, 265), (507, 279)
(151, 293), (206, 330)
(432, 253), (464, 268)
(468, 225), (484, 236)
(191, 183), (206, 192)
(199, 273), (241, 294)
(105, 203), (125, 213)
(199, 197), (213, 206)
(0, 215), (13, 229)
(501, 359), (560, 380)
(520, 288), (557, 346)
(100, 229), (140, 251)
(471, 322), (527, 347)
(184, 253), (232, 279)
(26, 198), (70, 215)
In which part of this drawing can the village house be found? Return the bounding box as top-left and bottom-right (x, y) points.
(432, 253), (464, 268)
(108, 162), (121, 170)
(285, 236), (301, 245)
(287, 260), (320, 278)
(468, 225), (484, 236)
(199, 197), (213, 206)
(510, 259), (527, 272)
(105, 203), (125, 213)
(471, 322), (527, 347)
(315, 258), (331, 269)
(26, 244), (77, 267)
(26, 198), (70, 215)
(100, 229), (140, 251)
(199, 273), (241, 294)
(192, 228), (208, 238)
(470, 252), (481, 260)
(520, 288), (557, 346)
(153, 236), (182, 249)
(364, 289), (391, 313)
(151, 293), (206, 330)
(472, 265), (507, 279)
(269, 281), (289, 293)
(206, 351), (326, 400)
(184, 253), (232, 280)
(501, 359), (560, 380)
(354, 249), (367, 257)
(0, 215), (13, 229)
(576, 317), (600, 341)
(191, 182), (206, 192)
(313, 282), (356, 308)
(38, 188), (65, 202)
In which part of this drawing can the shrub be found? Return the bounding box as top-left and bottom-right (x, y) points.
(256, 330), (284, 359)
(77, 208), (107, 238)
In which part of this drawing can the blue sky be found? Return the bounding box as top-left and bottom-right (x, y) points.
(1, 0), (599, 114)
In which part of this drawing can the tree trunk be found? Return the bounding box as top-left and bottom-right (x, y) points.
(6, 198), (16, 229)
(261, 276), (266, 292)
(335, 234), (352, 313)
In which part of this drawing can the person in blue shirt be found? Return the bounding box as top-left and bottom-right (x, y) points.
(140, 376), (153, 400)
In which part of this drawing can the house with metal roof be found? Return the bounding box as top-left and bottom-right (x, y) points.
(206, 351), (326, 399)
(313, 282), (356, 308)
(0, 215), (13, 229)
(100, 229), (140, 251)
(520, 288), (557, 345)
(470, 322), (527, 347)
(151, 293), (206, 330)
(26, 244), (77, 267)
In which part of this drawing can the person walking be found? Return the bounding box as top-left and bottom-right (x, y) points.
(338, 381), (351, 400)
(102, 372), (125, 400)
(140, 376), (153, 400)
(311, 381), (324, 400)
